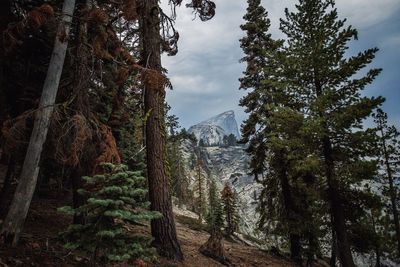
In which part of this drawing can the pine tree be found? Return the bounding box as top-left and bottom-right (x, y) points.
(221, 183), (239, 236)
(200, 179), (228, 265)
(239, 0), (283, 178)
(166, 105), (190, 207)
(139, 0), (183, 259)
(373, 108), (400, 256)
(195, 156), (206, 221)
(239, 0), (308, 261)
(59, 163), (161, 266)
(279, 1), (384, 266)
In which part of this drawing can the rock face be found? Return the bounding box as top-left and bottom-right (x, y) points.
(202, 146), (261, 236)
(188, 110), (240, 146)
(183, 111), (261, 237)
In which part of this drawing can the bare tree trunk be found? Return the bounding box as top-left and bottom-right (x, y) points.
(199, 230), (230, 266)
(139, 0), (183, 260)
(0, 0), (76, 246)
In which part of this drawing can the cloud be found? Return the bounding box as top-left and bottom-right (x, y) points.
(381, 35), (400, 48)
(161, 0), (400, 129)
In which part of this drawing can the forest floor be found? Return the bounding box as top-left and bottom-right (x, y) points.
(0, 193), (321, 267)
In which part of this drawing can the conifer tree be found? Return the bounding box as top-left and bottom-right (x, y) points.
(166, 105), (190, 207)
(200, 179), (228, 265)
(279, 1), (384, 266)
(373, 108), (400, 256)
(239, 0), (308, 261)
(239, 0), (283, 178)
(195, 156), (206, 221)
(139, 0), (215, 259)
(59, 163), (161, 266)
(221, 183), (239, 236)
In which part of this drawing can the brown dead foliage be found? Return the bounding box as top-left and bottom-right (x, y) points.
(143, 69), (167, 92)
(87, 8), (109, 25)
(115, 67), (130, 87)
(1, 111), (33, 152)
(28, 4), (54, 30)
(93, 124), (121, 174)
(4, 4), (54, 52)
(55, 114), (93, 167)
(122, 0), (138, 21)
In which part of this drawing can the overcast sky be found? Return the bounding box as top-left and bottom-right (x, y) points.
(161, 0), (400, 130)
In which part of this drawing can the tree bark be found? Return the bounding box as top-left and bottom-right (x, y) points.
(0, 0), (76, 246)
(323, 137), (355, 267)
(139, 0), (183, 260)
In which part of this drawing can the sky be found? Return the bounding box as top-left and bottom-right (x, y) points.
(161, 0), (400, 130)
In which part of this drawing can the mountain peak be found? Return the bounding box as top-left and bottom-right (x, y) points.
(188, 110), (240, 145)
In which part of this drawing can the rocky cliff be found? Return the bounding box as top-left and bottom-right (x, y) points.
(188, 110), (241, 146)
(183, 111), (261, 237)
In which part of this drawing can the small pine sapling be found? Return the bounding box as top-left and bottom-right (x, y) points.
(59, 163), (161, 265)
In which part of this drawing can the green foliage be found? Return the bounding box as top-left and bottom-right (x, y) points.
(373, 108), (400, 257)
(240, 0), (387, 263)
(165, 104), (192, 207)
(221, 184), (239, 236)
(206, 179), (224, 233)
(221, 134), (237, 147)
(59, 163), (161, 265)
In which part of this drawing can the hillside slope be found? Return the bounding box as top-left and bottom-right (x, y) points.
(0, 196), (298, 267)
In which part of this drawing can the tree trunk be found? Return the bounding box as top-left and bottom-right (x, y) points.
(380, 129), (400, 256)
(313, 73), (354, 267)
(199, 230), (230, 266)
(139, 0), (183, 260)
(278, 151), (302, 263)
(330, 222), (337, 267)
(323, 137), (355, 267)
(0, 0), (76, 246)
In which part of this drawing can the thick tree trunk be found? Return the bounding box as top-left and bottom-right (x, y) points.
(323, 137), (355, 267)
(0, 0), (76, 246)
(139, 0), (183, 260)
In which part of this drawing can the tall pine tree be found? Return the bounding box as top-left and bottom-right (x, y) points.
(279, 1), (384, 266)
(239, 0), (309, 261)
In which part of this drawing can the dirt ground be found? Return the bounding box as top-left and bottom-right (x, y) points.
(153, 222), (295, 267)
(0, 193), (300, 267)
